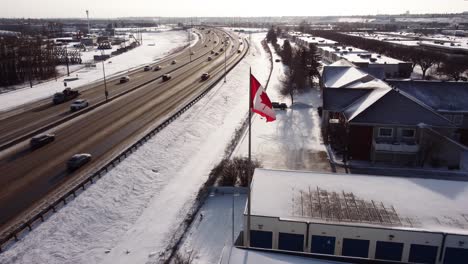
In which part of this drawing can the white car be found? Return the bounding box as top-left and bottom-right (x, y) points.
(70, 99), (89, 112)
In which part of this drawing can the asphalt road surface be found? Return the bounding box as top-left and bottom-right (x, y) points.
(0, 27), (248, 237)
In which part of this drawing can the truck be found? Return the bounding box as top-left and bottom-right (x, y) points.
(52, 88), (80, 105)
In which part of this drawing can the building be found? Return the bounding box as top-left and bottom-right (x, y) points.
(243, 168), (468, 263)
(321, 61), (468, 168)
(389, 80), (468, 146)
(319, 46), (412, 78)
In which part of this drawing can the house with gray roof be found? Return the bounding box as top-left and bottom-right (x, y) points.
(389, 80), (468, 145)
(321, 61), (468, 169)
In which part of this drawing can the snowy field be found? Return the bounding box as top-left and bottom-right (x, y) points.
(233, 43), (329, 172)
(0, 30), (194, 112)
(0, 32), (271, 264)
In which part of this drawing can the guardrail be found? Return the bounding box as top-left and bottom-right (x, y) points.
(0, 34), (250, 253)
(0, 31), (218, 152)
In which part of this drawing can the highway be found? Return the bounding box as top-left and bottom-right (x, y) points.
(0, 27), (248, 237)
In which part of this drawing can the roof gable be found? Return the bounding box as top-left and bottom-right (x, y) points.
(348, 90), (454, 127)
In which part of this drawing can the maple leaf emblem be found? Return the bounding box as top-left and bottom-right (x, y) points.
(259, 91), (272, 110)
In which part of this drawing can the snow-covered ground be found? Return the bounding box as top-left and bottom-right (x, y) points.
(0, 32), (271, 264)
(178, 189), (247, 264)
(0, 30), (194, 112)
(233, 43), (329, 171)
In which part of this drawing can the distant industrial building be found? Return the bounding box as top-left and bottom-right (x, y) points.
(244, 168), (468, 263)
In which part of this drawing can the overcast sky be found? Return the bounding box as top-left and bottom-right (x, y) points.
(1, 0), (467, 18)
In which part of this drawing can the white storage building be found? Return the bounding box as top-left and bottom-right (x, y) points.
(244, 169), (468, 263)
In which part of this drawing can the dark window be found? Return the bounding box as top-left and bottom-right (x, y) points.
(378, 128), (393, 137)
(342, 238), (370, 258)
(278, 233), (304, 252)
(402, 129), (415, 138)
(311, 235), (336, 255)
(409, 244), (438, 264)
(250, 230), (273, 249)
(375, 241), (404, 261)
(444, 247), (468, 264)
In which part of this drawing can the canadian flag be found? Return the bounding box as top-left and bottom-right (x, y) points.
(250, 74), (276, 122)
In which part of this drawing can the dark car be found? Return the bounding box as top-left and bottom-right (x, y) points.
(119, 76), (130, 83)
(215, 52), (219, 56)
(275, 59), (281, 62)
(162, 74), (172, 82)
(237, 50), (241, 53)
(201, 73), (210, 81)
(67, 153), (92, 171)
(144, 65), (151, 71)
(30, 134), (55, 150)
(154, 65), (162, 71)
(207, 56), (212, 61)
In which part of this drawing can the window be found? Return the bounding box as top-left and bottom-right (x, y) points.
(250, 230), (273, 249)
(453, 114), (464, 126)
(342, 238), (370, 258)
(378, 128), (393, 138)
(311, 235), (336, 255)
(401, 129), (415, 138)
(375, 241), (404, 261)
(409, 244), (438, 264)
(278, 233), (304, 252)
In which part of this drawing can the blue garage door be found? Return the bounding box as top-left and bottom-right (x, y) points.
(444, 247), (468, 264)
(409, 244), (438, 264)
(250, 230), (273, 249)
(311, 235), (336, 255)
(342, 238), (370, 258)
(375, 241), (404, 261)
(278, 232), (304, 252)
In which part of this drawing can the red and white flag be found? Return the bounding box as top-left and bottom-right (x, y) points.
(250, 74), (276, 122)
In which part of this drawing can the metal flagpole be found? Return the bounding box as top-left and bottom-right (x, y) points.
(246, 67), (252, 247)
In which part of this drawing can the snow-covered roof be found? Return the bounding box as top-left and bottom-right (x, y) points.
(389, 80), (468, 112)
(322, 64), (370, 88)
(249, 169), (468, 235)
(341, 53), (406, 65)
(343, 86), (391, 121)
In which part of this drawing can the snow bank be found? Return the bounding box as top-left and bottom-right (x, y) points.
(0, 32), (271, 264)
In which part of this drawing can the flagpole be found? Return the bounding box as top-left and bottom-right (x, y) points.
(247, 67), (252, 248)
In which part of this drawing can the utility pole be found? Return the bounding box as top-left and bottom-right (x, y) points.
(65, 45), (70, 76)
(224, 40), (227, 82)
(101, 51), (108, 101)
(86, 10), (90, 35)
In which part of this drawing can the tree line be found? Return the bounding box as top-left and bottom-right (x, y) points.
(311, 30), (468, 81)
(266, 27), (322, 105)
(0, 36), (81, 87)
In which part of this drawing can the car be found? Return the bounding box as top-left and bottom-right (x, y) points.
(240, 42), (243, 45)
(237, 50), (241, 53)
(210, 50), (215, 54)
(201, 73), (210, 81)
(30, 134), (55, 150)
(207, 56), (212, 61)
(70, 99), (89, 112)
(153, 65), (162, 71)
(215, 52), (219, 56)
(119, 76), (130, 83)
(219, 48), (224, 52)
(171, 60), (177, 65)
(67, 153), (92, 171)
(162, 74), (172, 81)
(275, 59), (281, 62)
(204, 44), (208, 47)
(144, 65), (151, 71)
(214, 41), (217, 44)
